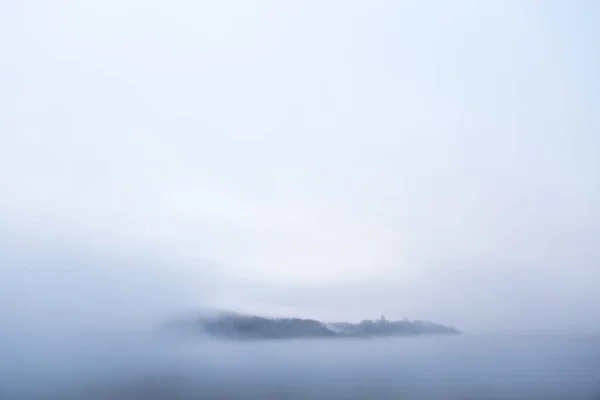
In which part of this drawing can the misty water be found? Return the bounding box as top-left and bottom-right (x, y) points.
(2, 333), (600, 399)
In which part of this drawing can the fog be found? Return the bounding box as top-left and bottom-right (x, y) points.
(3, 330), (600, 399)
(3, 0), (600, 334)
(2, 0), (600, 398)
(2, 230), (599, 399)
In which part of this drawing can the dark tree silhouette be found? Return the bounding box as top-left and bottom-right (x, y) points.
(187, 312), (461, 340)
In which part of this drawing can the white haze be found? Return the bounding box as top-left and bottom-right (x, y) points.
(2, 0), (600, 334)
(1, 0), (600, 398)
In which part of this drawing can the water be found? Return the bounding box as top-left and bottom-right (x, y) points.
(2, 334), (600, 399)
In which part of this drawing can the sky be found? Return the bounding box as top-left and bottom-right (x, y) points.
(1, 0), (599, 335)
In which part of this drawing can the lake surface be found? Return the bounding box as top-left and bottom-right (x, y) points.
(2, 334), (600, 399)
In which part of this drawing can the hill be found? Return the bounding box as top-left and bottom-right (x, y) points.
(169, 312), (461, 340)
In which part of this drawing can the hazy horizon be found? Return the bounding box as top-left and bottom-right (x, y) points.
(2, 0), (600, 349)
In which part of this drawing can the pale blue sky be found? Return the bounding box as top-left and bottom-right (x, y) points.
(1, 0), (599, 334)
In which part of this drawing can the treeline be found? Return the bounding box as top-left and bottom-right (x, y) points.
(192, 312), (460, 340)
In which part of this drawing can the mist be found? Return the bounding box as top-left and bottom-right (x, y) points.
(0, 228), (598, 399)
(1, 225), (600, 398)
(2, 0), (600, 398)
(3, 326), (600, 399)
(2, 0), (600, 334)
